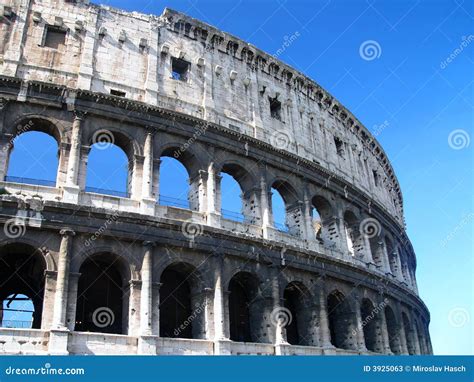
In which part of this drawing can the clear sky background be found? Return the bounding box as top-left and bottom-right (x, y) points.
(5, 0), (473, 355)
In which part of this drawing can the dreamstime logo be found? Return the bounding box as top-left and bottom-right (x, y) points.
(92, 307), (115, 328)
(440, 35), (474, 69)
(270, 306), (293, 328)
(359, 40), (382, 61)
(273, 31), (301, 59)
(92, 129), (115, 150)
(271, 130), (292, 151)
(359, 218), (382, 239)
(448, 129), (470, 150)
(181, 220), (204, 240)
(3, 218), (26, 239)
(448, 307), (470, 328)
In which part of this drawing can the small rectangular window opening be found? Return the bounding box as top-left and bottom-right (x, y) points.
(334, 136), (344, 156)
(269, 97), (282, 120)
(171, 57), (190, 82)
(110, 89), (126, 97)
(373, 170), (379, 187)
(44, 25), (67, 49)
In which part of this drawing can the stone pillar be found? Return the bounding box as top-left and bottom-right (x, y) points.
(242, 186), (262, 226)
(303, 186), (316, 243)
(140, 242), (154, 335)
(188, 169), (208, 213)
(49, 229), (75, 355)
(207, 162), (221, 227)
(271, 267), (286, 350)
(353, 293), (368, 352)
(379, 299), (392, 354)
(63, 113), (84, 203)
(213, 255), (231, 355)
(66, 272), (81, 331)
(130, 155), (144, 200)
(398, 313), (409, 355)
(0, 133), (13, 181)
(151, 282), (162, 336)
(412, 316), (422, 355)
(140, 129), (156, 215)
(138, 241), (155, 354)
(52, 229), (75, 329)
(380, 241), (392, 274)
(260, 172), (272, 238)
(318, 285), (333, 349)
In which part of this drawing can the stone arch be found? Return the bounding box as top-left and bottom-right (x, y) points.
(157, 141), (205, 211)
(8, 115), (64, 144)
(227, 271), (266, 343)
(327, 289), (357, 350)
(282, 281), (313, 346)
(5, 117), (63, 186)
(75, 251), (132, 334)
(86, 127), (140, 160)
(217, 161), (258, 223)
(311, 195), (337, 246)
(343, 210), (365, 258)
(85, 128), (139, 197)
(0, 242), (47, 329)
(159, 261), (206, 339)
(270, 178), (301, 235)
(384, 305), (402, 354)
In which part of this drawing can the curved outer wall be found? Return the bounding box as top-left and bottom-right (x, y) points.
(0, 0), (431, 355)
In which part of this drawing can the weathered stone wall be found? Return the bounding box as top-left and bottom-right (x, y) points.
(0, 0), (404, 225)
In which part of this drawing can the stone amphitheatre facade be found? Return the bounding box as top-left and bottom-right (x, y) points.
(0, 0), (432, 355)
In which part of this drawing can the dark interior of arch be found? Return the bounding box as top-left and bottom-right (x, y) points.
(360, 299), (379, 352)
(228, 272), (259, 343)
(0, 244), (45, 329)
(327, 291), (355, 350)
(159, 265), (193, 339)
(283, 283), (311, 346)
(75, 255), (124, 334)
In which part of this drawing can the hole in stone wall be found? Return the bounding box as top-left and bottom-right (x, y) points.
(171, 57), (190, 82)
(269, 96), (282, 120)
(44, 25), (66, 49)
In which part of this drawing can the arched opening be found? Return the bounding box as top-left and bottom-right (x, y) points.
(271, 180), (299, 235)
(159, 263), (204, 339)
(158, 148), (196, 210)
(271, 187), (287, 232)
(327, 290), (357, 350)
(360, 298), (381, 352)
(75, 253), (128, 334)
(220, 163), (252, 223)
(6, 130), (59, 187)
(1, 293), (34, 329)
(344, 211), (364, 258)
(86, 140), (130, 198)
(220, 173), (244, 222)
(0, 243), (46, 329)
(384, 306), (401, 354)
(283, 282), (312, 345)
(228, 272), (263, 343)
(311, 196), (336, 246)
(402, 312), (415, 355)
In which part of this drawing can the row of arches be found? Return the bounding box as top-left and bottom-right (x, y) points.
(1, 117), (416, 288)
(0, 242), (430, 354)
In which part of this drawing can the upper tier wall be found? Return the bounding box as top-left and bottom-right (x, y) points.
(0, 0), (404, 225)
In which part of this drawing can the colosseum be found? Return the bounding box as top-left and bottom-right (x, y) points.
(0, 0), (432, 355)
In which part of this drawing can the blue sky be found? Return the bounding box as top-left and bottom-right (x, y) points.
(5, 0), (473, 354)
